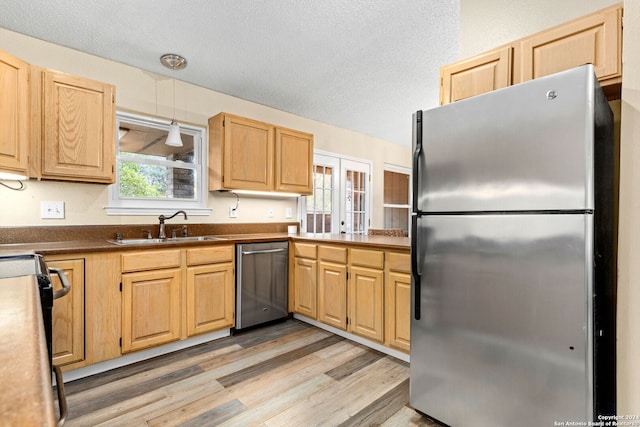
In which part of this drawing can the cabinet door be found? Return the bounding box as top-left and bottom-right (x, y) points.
(41, 69), (115, 183)
(0, 49), (29, 177)
(274, 127), (313, 194)
(293, 257), (317, 319)
(48, 258), (85, 366)
(121, 268), (181, 353)
(186, 262), (234, 336)
(440, 46), (512, 105)
(318, 261), (347, 330)
(516, 5), (621, 85)
(348, 266), (384, 342)
(385, 271), (411, 353)
(223, 114), (274, 191)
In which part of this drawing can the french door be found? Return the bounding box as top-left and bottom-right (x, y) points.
(301, 153), (370, 235)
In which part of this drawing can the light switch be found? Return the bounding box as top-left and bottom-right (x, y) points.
(41, 201), (65, 219)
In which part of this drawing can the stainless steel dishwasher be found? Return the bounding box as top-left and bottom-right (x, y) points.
(235, 241), (289, 331)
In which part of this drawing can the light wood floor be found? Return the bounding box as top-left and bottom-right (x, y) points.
(60, 319), (442, 426)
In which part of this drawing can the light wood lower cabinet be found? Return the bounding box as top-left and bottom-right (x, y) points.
(385, 252), (411, 353)
(46, 257), (85, 366)
(293, 243), (318, 319)
(293, 256), (318, 319)
(348, 249), (385, 342)
(185, 246), (235, 336)
(318, 245), (348, 330)
(121, 268), (182, 353)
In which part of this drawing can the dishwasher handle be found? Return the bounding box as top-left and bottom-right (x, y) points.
(241, 248), (288, 255)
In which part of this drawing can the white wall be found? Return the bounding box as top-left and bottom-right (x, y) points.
(617, 0), (640, 416)
(459, 0), (621, 58)
(0, 28), (410, 227)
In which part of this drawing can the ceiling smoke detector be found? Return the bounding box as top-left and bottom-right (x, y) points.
(160, 53), (187, 70)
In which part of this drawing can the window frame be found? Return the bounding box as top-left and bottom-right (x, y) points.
(105, 111), (211, 216)
(383, 163), (411, 237)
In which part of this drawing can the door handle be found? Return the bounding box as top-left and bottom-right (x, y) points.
(241, 248), (287, 255)
(411, 215), (421, 320)
(50, 268), (71, 300)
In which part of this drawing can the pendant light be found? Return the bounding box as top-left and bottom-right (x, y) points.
(160, 53), (188, 147)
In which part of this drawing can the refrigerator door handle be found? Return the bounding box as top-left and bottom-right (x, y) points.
(411, 214), (421, 320)
(412, 110), (422, 213)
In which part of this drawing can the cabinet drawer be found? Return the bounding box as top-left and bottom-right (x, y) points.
(386, 252), (410, 274)
(294, 243), (317, 259)
(121, 249), (181, 272)
(350, 248), (384, 269)
(318, 245), (347, 264)
(186, 245), (234, 266)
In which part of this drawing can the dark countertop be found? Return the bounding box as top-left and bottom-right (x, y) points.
(0, 275), (56, 426)
(0, 232), (409, 256)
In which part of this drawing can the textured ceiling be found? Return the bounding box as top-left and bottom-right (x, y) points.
(0, 0), (459, 147)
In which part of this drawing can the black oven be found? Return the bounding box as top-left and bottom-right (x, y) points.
(0, 252), (70, 425)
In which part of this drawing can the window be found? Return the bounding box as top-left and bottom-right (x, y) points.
(106, 112), (210, 215)
(301, 152), (370, 235)
(383, 164), (411, 236)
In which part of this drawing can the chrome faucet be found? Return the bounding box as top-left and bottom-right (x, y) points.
(158, 210), (188, 239)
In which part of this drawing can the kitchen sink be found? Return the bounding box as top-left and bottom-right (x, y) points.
(166, 236), (227, 242)
(109, 236), (226, 245)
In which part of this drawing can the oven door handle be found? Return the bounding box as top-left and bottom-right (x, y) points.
(53, 365), (68, 426)
(49, 268), (71, 300)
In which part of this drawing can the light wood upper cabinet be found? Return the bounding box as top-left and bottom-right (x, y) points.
(0, 49), (30, 177)
(515, 5), (622, 86)
(209, 112), (313, 194)
(440, 4), (623, 105)
(46, 257), (85, 366)
(210, 113), (273, 191)
(274, 127), (313, 195)
(440, 46), (512, 105)
(38, 69), (115, 183)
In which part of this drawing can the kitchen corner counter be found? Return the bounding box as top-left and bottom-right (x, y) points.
(292, 233), (410, 251)
(0, 275), (56, 426)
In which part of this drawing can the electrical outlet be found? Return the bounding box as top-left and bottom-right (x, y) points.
(285, 207), (293, 218)
(41, 201), (65, 219)
(268, 208), (274, 218)
(229, 206), (238, 218)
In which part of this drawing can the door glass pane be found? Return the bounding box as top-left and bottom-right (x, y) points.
(306, 165), (333, 233)
(344, 169), (366, 234)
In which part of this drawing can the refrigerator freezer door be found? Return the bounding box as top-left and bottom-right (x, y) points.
(410, 214), (593, 427)
(414, 65), (597, 213)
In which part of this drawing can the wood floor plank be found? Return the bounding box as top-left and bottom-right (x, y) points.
(177, 398), (247, 427)
(380, 405), (443, 427)
(217, 334), (344, 387)
(75, 369), (226, 427)
(65, 344), (242, 407)
(337, 378), (410, 427)
(61, 320), (440, 427)
(67, 364), (205, 419)
(325, 346), (386, 381)
(263, 357), (409, 427)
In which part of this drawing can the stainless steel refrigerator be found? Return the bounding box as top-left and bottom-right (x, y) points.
(410, 64), (616, 427)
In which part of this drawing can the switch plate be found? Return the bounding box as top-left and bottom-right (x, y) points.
(229, 206), (238, 218)
(268, 208), (274, 218)
(41, 201), (65, 219)
(285, 207), (293, 218)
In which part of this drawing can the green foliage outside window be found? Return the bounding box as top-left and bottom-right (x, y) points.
(119, 162), (167, 198)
